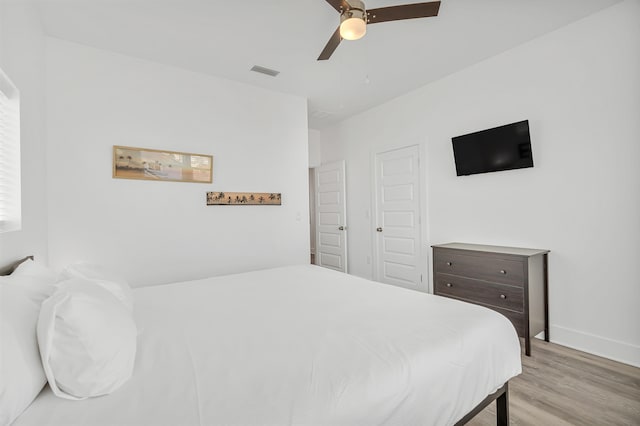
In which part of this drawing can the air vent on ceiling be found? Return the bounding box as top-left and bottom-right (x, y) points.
(310, 110), (332, 120)
(250, 65), (280, 77)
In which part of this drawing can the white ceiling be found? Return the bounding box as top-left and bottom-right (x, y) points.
(35, 0), (619, 128)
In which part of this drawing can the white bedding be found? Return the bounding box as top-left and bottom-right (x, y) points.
(15, 265), (521, 426)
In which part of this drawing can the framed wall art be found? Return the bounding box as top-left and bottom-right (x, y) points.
(207, 192), (281, 205)
(113, 145), (213, 183)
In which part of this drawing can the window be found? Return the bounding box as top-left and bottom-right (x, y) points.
(0, 67), (21, 233)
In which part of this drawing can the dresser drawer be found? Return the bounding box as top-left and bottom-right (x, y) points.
(434, 250), (525, 287)
(435, 289), (526, 337)
(491, 305), (526, 337)
(434, 274), (524, 312)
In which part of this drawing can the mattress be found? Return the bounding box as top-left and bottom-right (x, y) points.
(15, 265), (522, 426)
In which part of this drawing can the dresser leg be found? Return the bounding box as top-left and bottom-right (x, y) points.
(543, 253), (550, 342)
(525, 337), (531, 356)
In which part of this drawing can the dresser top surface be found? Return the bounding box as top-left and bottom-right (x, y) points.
(432, 242), (549, 257)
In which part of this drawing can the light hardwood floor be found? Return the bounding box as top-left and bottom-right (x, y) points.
(468, 339), (640, 425)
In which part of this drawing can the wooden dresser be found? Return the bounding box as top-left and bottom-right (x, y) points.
(432, 243), (549, 356)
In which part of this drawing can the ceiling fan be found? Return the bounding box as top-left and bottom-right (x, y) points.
(318, 0), (441, 60)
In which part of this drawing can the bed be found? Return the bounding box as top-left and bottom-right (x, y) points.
(5, 259), (521, 425)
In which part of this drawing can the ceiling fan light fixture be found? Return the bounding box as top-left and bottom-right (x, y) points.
(340, 16), (366, 40)
(339, 1), (367, 41)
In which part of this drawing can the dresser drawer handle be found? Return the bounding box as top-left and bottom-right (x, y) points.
(446, 283), (453, 288)
(500, 294), (507, 299)
(499, 269), (506, 274)
(446, 262), (452, 266)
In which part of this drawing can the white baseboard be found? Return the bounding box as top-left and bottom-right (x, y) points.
(545, 325), (640, 368)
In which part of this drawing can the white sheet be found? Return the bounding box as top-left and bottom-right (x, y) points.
(15, 265), (521, 426)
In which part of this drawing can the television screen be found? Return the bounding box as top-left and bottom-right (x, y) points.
(452, 120), (533, 176)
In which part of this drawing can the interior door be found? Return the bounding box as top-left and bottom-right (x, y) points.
(374, 145), (423, 290)
(315, 161), (347, 272)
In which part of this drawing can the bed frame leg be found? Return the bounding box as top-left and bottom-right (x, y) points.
(496, 382), (509, 426)
(453, 382), (510, 426)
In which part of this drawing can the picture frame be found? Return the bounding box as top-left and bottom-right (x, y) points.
(207, 192), (281, 205)
(113, 145), (213, 183)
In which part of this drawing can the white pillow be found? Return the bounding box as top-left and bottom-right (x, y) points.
(0, 276), (54, 426)
(12, 258), (57, 283)
(37, 278), (137, 400)
(58, 263), (133, 312)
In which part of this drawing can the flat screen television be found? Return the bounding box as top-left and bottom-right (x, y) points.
(452, 120), (533, 176)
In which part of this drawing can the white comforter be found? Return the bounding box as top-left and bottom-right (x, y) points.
(15, 265), (521, 426)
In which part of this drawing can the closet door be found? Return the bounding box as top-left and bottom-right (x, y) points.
(315, 161), (347, 272)
(374, 145), (423, 290)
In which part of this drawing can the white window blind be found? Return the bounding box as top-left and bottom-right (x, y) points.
(0, 67), (21, 233)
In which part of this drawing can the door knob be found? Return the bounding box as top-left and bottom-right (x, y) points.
(338, 226), (346, 231)
(376, 227), (383, 232)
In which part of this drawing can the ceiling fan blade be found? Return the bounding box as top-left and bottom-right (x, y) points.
(367, 1), (440, 25)
(324, 0), (351, 13)
(317, 27), (342, 61)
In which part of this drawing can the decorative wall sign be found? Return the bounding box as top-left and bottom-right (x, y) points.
(207, 192), (281, 205)
(113, 146), (213, 183)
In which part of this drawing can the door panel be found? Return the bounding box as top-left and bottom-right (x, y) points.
(382, 210), (415, 228)
(383, 184), (414, 201)
(375, 146), (423, 290)
(319, 232), (341, 247)
(382, 156), (414, 176)
(383, 261), (416, 285)
(384, 237), (415, 255)
(315, 161), (347, 273)
(318, 211), (340, 225)
(319, 253), (342, 269)
(319, 191), (340, 205)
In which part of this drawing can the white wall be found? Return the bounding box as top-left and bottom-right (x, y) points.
(321, 0), (640, 366)
(308, 128), (322, 168)
(46, 38), (310, 286)
(0, 2), (48, 265)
